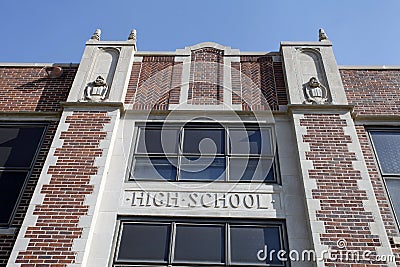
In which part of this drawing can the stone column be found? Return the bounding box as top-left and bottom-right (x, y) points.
(281, 40), (395, 266)
(8, 33), (136, 266)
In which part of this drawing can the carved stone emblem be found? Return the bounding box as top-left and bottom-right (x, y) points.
(304, 77), (328, 104)
(85, 75), (108, 101)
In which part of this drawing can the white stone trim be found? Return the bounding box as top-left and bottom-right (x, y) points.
(291, 113), (327, 267)
(174, 53), (191, 105)
(74, 109), (120, 266)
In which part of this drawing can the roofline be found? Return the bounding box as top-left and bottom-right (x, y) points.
(339, 65), (400, 70)
(1, 63), (399, 70)
(0, 63), (79, 67)
(134, 51), (280, 57)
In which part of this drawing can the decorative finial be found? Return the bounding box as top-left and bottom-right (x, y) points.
(319, 28), (328, 41)
(128, 29), (137, 42)
(90, 29), (101, 41)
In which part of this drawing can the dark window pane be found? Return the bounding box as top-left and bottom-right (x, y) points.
(385, 179), (400, 222)
(0, 171), (29, 225)
(230, 226), (283, 265)
(370, 131), (400, 174)
(0, 126), (45, 168)
(230, 128), (272, 155)
(180, 157), (225, 181)
(183, 128), (225, 154)
(133, 157), (177, 180)
(136, 127), (179, 154)
(174, 224), (224, 263)
(117, 223), (170, 262)
(229, 158), (274, 181)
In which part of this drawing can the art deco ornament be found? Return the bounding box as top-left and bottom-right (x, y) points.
(304, 77), (328, 104)
(90, 29), (101, 41)
(85, 75), (108, 101)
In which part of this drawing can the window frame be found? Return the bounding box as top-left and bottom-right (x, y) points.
(127, 122), (278, 183)
(112, 217), (288, 267)
(0, 122), (48, 227)
(368, 128), (400, 227)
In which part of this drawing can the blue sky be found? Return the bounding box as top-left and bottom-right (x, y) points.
(0, 0), (399, 65)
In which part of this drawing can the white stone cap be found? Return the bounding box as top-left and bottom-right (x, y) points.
(280, 41), (332, 47)
(85, 40), (137, 46)
(135, 51), (279, 57)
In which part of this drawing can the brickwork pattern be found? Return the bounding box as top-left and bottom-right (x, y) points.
(0, 122), (58, 265)
(125, 57), (182, 110)
(124, 53), (287, 110)
(341, 69), (400, 116)
(188, 48), (224, 105)
(239, 56), (287, 111)
(15, 111), (111, 266)
(301, 114), (384, 265)
(0, 66), (77, 112)
(356, 126), (400, 265)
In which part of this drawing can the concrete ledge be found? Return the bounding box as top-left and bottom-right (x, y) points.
(0, 111), (61, 120)
(0, 227), (17, 235)
(353, 114), (400, 123)
(287, 104), (354, 113)
(61, 101), (124, 112)
(280, 41), (332, 47)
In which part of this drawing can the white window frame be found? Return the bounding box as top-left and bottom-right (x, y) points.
(368, 128), (400, 227)
(127, 121), (279, 183)
(0, 122), (48, 227)
(112, 217), (288, 267)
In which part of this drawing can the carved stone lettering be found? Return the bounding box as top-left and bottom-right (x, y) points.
(128, 191), (277, 210)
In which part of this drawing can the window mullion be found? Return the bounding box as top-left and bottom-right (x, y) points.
(169, 221), (176, 265)
(226, 222), (230, 266)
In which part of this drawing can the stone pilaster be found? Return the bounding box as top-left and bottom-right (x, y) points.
(281, 40), (395, 266)
(8, 34), (135, 267)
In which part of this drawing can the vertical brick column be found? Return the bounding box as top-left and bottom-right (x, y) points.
(291, 108), (395, 266)
(8, 107), (120, 266)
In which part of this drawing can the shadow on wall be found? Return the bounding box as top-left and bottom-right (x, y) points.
(14, 66), (78, 112)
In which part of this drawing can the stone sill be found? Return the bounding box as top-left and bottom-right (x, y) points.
(61, 101), (124, 112)
(287, 104), (354, 112)
(0, 227), (17, 235)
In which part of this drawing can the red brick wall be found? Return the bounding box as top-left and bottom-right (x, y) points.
(125, 56), (182, 110)
(301, 114), (384, 265)
(124, 53), (287, 110)
(341, 68), (400, 263)
(356, 126), (400, 265)
(0, 122), (59, 265)
(15, 111), (111, 266)
(0, 66), (77, 112)
(188, 48), (224, 105)
(239, 56), (287, 111)
(341, 69), (400, 116)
